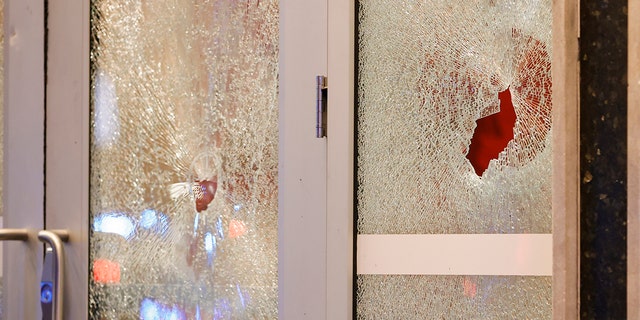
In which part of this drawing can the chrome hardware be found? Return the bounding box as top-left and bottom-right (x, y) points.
(316, 75), (328, 138)
(38, 230), (69, 320)
(0, 228), (29, 241)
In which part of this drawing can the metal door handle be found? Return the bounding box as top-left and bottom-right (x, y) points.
(38, 230), (69, 320)
(0, 228), (29, 241)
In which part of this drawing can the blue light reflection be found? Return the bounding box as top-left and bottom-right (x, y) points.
(237, 284), (246, 309)
(93, 212), (135, 240)
(140, 298), (160, 320)
(139, 209), (158, 229)
(139, 209), (169, 236)
(140, 298), (186, 320)
(205, 232), (216, 266)
(216, 216), (224, 239)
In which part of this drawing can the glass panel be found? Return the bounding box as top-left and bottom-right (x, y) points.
(89, 1), (278, 318)
(356, 0), (552, 318)
(357, 275), (551, 318)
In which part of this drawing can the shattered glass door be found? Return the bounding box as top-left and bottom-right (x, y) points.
(89, 1), (278, 318)
(356, 0), (553, 318)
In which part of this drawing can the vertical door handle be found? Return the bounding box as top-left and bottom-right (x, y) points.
(0, 228), (29, 241)
(38, 230), (69, 320)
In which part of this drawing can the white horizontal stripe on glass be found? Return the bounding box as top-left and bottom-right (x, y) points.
(357, 234), (552, 276)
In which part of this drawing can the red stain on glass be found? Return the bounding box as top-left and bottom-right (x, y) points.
(93, 259), (121, 284)
(228, 219), (247, 238)
(194, 179), (217, 212)
(463, 276), (477, 298)
(513, 36), (552, 151)
(466, 87), (517, 176)
(464, 32), (551, 176)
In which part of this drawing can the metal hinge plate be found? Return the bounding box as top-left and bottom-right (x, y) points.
(316, 75), (327, 138)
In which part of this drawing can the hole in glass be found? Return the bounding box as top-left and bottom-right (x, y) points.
(466, 87), (517, 176)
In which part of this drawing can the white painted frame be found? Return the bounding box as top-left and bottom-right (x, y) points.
(325, 0), (580, 318)
(279, 0), (329, 319)
(326, 0), (355, 318)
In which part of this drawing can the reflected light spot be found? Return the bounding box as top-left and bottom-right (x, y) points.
(205, 232), (216, 266)
(216, 216), (225, 239)
(214, 299), (232, 319)
(205, 232), (216, 254)
(93, 212), (135, 239)
(168, 306), (185, 320)
(156, 212), (169, 235)
(140, 298), (186, 320)
(463, 276), (477, 298)
(93, 259), (121, 284)
(94, 70), (120, 147)
(228, 219), (247, 238)
(140, 298), (160, 320)
(193, 212), (200, 236)
(237, 284), (247, 309)
(139, 209), (158, 229)
(139, 209), (169, 236)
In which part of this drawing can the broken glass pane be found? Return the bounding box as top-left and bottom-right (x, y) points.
(357, 0), (552, 235)
(89, 1), (278, 318)
(356, 0), (553, 318)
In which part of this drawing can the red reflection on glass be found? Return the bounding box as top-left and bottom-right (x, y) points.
(228, 219), (247, 238)
(93, 259), (121, 284)
(513, 35), (552, 154)
(194, 179), (218, 212)
(463, 276), (477, 298)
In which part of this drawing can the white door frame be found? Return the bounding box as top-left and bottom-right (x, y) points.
(279, 0), (329, 318)
(326, 0), (355, 318)
(324, 1), (581, 318)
